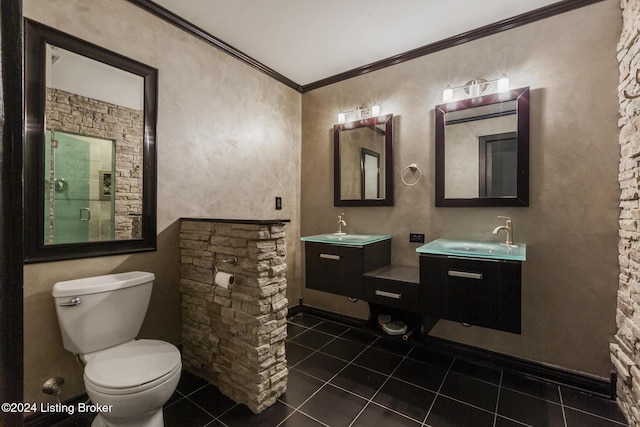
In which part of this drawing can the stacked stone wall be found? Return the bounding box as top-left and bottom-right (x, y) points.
(613, 1), (640, 425)
(179, 219), (288, 414)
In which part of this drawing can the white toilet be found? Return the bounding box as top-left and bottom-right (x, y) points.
(52, 271), (182, 427)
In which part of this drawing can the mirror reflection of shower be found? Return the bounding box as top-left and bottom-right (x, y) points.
(45, 130), (115, 244)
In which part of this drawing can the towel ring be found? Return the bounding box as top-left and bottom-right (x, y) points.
(401, 164), (422, 186)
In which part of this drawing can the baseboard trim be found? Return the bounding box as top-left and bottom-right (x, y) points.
(289, 304), (614, 399)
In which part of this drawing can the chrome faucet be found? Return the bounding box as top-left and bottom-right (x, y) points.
(493, 216), (514, 246)
(336, 213), (347, 235)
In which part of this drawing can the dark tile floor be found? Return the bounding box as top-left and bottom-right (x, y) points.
(57, 313), (629, 427)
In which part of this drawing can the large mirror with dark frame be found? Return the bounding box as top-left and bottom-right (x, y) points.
(334, 114), (393, 206)
(24, 19), (158, 263)
(435, 87), (530, 207)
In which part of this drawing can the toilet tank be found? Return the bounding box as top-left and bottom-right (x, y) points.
(52, 271), (155, 355)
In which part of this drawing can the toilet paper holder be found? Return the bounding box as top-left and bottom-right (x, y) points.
(215, 256), (238, 272)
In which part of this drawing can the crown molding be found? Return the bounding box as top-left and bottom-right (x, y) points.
(128, 0), (605, 94)
(126, 0), (303, 92)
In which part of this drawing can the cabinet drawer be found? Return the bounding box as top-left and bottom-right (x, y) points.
(305, 242), (364, 298)
(363, 276), (420, 312)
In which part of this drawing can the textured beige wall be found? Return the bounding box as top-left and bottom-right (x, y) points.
(23, 0), (301, 405)
(612, 0), (640, 423)
(301, 1), (621, 378)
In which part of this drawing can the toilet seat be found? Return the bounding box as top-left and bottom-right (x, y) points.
(84, 339), (181, 395)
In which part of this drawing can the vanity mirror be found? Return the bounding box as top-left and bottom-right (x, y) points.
(435, 87), (529, 207)
(334, 114), (393, 206)
(24, 19), (158, 262)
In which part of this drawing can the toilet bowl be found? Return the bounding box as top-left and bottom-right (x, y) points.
(52, 272), (182, 427)
(83, 340), (181, 426)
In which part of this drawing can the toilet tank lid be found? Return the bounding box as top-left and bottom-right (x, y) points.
(52, 271), (155, 298)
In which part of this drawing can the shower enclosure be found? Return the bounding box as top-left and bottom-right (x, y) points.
(45, 130), (115, 244)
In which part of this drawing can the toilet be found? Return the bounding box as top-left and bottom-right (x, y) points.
(52, 271), (181, 427)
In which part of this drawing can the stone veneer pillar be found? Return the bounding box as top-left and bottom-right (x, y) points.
(179, 219), (288, 414)
(613, 1), (640, 425)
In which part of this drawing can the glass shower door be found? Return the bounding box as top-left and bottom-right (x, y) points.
(46, 131), (90, 244)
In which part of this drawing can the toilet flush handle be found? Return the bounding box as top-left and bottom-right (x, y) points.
(58, 297), (82, 307)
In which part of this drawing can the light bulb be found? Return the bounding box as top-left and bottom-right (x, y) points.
(498, 75), (509, 92)
(469, 82), (480, 98)
(337, 113), (346, 124)
(443, 86), (453, 103)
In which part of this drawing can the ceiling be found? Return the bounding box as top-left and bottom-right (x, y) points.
(150, 0), (565, 86)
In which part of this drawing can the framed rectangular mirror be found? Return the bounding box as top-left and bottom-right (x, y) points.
(435, 87), (529, 207)
(24, 19), (158, 262)
(334, 114), (393, 206)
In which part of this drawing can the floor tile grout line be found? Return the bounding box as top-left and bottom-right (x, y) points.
(163, 391), (186, 409)
(492, 370), (503, 427)
(310, 319), (352, 336)
(183, 382), (210, 397)
(444, 366), (504, 388)
(290, 329), (500, 425)
(290, 338), (627, 427)
(420, 384), (502, 420)
(289, 327), (342, 346)
(356, 400), (428, 426)
(556, 389), (629, 426)
(276, 393), (338, 427)
(562, 405), (630, 425)
(178, 313), (624, 427)
(299, 371), (427, 425)
(347, 340), (423, 427)
(281, 332), (383, 424)
(500, 384), (564, 407)
(181, 392), (237, 423)
(558, 384), (569, 427)
(285, 339), (325, 369)
(275, 401), (331, 427)
(557, 387), (628, 425)
(421, 356), (456, 427)
(442, 362), (502, 386)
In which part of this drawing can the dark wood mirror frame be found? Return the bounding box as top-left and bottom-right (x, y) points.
(24, 19), (158, 263)
(435, 87), (530, 207)
(334, 114), (393, 207)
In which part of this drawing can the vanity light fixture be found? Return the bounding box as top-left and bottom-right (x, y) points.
(337, 104), (381, 124)
(442, 74), (510, 102)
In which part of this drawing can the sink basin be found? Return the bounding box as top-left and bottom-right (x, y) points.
(301, 233), (391, 246)
(416, 238), (526, 261)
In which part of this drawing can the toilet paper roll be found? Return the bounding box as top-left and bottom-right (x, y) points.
(214, 271), (235, 289)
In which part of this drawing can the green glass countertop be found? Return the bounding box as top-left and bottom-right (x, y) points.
(416, 238), (526, 261)
(301, 233), (391, 247)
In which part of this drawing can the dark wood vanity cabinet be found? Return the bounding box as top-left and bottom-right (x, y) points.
(304, 240), (391, 299)
(420, 254), (521, 334)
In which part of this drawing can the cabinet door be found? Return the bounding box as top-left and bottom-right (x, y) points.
(305, 242), (363, 298)
(444, 257), (502, 326)
(421, 255), (521, 334)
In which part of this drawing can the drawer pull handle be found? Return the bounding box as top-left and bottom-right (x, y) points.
(375, 290), (402, 299)
(320, 254), (341, 260)
(448, 270), (483, 280)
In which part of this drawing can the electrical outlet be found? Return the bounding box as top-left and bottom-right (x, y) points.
(275, 197), (282, 210)
(409, 233), (425, 243)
